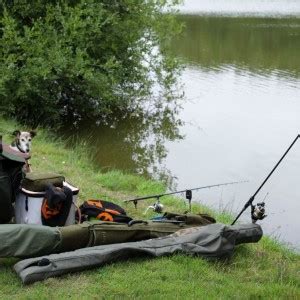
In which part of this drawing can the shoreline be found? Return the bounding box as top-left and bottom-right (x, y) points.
(0, 116), (299, 298)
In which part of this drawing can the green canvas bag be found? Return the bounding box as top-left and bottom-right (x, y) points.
(21, 172), (65, 192)
(0, 212), (216, 257)
(0, 136), (27, 223)
(0, 167), (13, 223)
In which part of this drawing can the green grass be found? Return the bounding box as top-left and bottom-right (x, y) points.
(0, 117), (300, 299)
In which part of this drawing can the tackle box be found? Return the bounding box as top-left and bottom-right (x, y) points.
(15, 182), (79, 226)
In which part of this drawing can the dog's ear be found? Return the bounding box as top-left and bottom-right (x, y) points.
(30, 130), (37, 138)
(12, 130), (21, 137)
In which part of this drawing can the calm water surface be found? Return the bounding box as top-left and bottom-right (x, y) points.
(68, 2), (300, 249)
(168, 3), (300, 249)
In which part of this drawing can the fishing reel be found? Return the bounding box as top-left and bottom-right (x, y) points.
(144, 198), (164, 214)
(251, 202), (267, 223)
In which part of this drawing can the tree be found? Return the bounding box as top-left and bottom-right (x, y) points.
(0, 0), (182, 127)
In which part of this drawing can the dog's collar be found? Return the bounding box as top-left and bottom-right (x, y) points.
(17, 144), (26, 153)
(12, 141), (26, 153)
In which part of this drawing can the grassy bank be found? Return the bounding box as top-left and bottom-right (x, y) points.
(0, 117), (299, 299)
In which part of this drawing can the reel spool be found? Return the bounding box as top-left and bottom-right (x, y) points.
(251, 202), (267, 223)
(144, 198), (164, 214)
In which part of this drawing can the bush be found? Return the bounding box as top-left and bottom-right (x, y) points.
(0, 0), (182, 127)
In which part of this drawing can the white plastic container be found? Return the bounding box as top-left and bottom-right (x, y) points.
(15, 182), (79, 225)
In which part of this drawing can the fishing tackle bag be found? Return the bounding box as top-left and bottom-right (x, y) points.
(78, 200), (132, 223)
(41, 184), (73, 227)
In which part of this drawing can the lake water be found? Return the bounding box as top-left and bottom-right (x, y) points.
(67, 1), (300, 249)
(167, 2), (300, 249)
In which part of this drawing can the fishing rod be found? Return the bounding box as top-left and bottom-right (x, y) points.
(232, 134), (300, 225)
(124, 180), (248, 212)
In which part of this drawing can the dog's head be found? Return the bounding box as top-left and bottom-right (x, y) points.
(13, 130), (36, 153)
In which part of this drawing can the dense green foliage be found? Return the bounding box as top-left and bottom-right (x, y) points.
(0, 0), (181, 127)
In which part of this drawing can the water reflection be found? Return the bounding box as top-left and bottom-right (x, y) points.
(172, 15), (300, 76)
(63, 107), (183, 186)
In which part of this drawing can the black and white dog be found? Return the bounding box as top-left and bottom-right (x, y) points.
(10, 130), (36, 154)
(10, 130), (36, 172)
